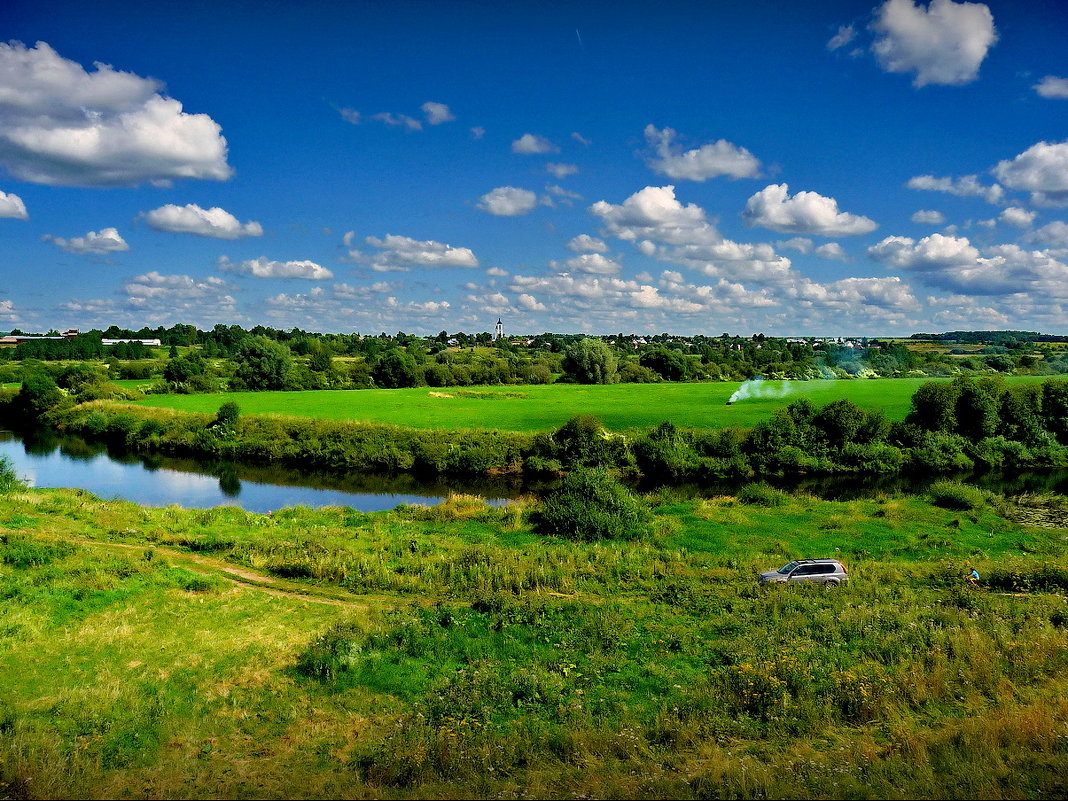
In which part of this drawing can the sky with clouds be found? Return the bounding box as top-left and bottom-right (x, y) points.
(1, 0), (1066, 336)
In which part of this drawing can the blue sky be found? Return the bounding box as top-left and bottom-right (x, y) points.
(1, 0), (1066, 336)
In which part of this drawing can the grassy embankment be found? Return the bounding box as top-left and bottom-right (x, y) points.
(136, 377), (1062, 432)
(2, 479), (1067, 798)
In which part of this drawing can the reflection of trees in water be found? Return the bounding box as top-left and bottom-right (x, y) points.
(215, 464), (241, 498)
(58, 438), (107, 462)
(21, 427), (59, 457)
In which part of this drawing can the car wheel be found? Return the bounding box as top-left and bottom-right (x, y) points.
(824, 579), (841, 588)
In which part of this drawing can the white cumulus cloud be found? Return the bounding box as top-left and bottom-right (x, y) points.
(478, 186), (538, 216)
(999, 207), (1037, 228)
(217, 256), (333, 280)
(906, 173), (1004, 204)
(911, 209), (946, 224)
(546, 162), (578, 179)
(0, 190), (28, 220)
(143, 203), (262, 239)
(591, 185), (716, 244)
(0, 41), (231, 187)
(1034, 76), (1068, 100)
(560, 253), (622, 275)
(43, 226), (129, 255)
(511, 133), (558, 154)
(993, 140), (1068, 207)
(361, 234), (479, 271)
(421, 101), (455, 125)
(567, 234), (609, 253)
(743, 184), (877, 235)
(644, 125), (761, 181)
(870, 0), (997, 87)
(815, 243), (849, 260)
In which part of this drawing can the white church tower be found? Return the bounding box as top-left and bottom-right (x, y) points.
(493, 317), (503, 341)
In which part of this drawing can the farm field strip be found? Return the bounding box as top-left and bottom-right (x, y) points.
(136, 376), (1065, 433)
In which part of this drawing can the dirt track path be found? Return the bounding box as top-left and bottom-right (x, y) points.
(82, 539), (373, 608)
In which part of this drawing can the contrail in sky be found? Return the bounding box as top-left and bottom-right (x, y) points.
(576, 29), (585, 51)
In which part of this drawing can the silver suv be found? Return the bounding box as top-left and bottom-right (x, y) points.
(758, 558), (848, 587)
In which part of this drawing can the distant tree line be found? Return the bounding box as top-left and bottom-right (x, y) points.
(4, 325), (1068, 394)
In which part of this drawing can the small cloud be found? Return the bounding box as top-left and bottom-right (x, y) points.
(815, 242), (848, 260)
(0, 190), (28, 220)
(999, 206), (1037, 228)
(561, 253), (622, 275)
(827, 24), (856, 51)
(478, 186), (538, 216)
(339, 107), (361, 125)
(571, 132), (591, 146)
(421, 101), (455, 125)
(911, 209), (946, 224)
(777, 237), (813, 253)
(743, 184), (877, 235)
(993, 140), (1068, 207)
(644, 125), (761, 181)
(1034, 76), (1068, 99)
(372, 112), (422, 130)
(486, 266), (509, 277)
(906, 173), (1004, 205)
(43, 226), (129, 255)
(512, 133), (558, 154)
(547, 162), (578, 179)
(218, 256), (333, 280)
(361, 234), (479, 271)
(143, 203), (262, 239)
(567, 234), (608, 253)
(470, 126), (486, 139)
(517, 293), (546, 311)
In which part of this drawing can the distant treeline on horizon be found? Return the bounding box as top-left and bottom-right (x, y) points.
(3, 323), (1067, 345)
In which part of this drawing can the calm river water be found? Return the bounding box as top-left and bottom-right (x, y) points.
(2, 428), (1066, 514)
(0, 429), (523, 513)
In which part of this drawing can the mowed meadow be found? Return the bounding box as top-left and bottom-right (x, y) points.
(131, 378), (1060, 433)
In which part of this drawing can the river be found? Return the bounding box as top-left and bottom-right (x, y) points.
(2, 428), (1066, 513)
(0, 428), (524, 513)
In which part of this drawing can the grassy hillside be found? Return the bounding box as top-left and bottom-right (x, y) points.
(131, 378), (962, 432)
(2, 483), (1067, 798)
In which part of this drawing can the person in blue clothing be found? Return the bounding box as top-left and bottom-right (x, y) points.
(966, 566), (980, 587)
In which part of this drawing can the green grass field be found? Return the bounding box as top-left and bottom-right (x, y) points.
(136, 376), (1066, 433)
(2, 484), (1067, 798)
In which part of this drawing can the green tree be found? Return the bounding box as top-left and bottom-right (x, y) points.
(233, 337), (297, 390)
(562, 338), (619, 384)
(16, 373), (65, 421)
(906, 381), (959, 433)
(639, 347), (690, 381)
(954, 378), (1001, 441)
(371, 348), (424, 389)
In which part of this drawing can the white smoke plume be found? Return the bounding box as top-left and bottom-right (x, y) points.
(728, 378), (791, 404)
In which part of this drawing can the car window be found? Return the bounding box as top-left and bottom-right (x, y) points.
(778, 561), (800, 574)
(816, 564), (836, 574)
(792, 565), (814, 576)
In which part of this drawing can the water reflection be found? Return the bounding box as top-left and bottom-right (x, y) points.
(2, 427), (1064, 514)
(0, 429), (521, 513)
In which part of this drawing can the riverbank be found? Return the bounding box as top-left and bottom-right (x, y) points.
(1, 482), (1067, 798)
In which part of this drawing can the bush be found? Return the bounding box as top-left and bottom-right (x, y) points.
(928, 481), (987, 511)
(0, 456), (24, 494)
(736, 482), (789, 507)
(533, 468), (651, 541)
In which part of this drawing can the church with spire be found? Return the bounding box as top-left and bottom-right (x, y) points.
(493, 317), (503, 341)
